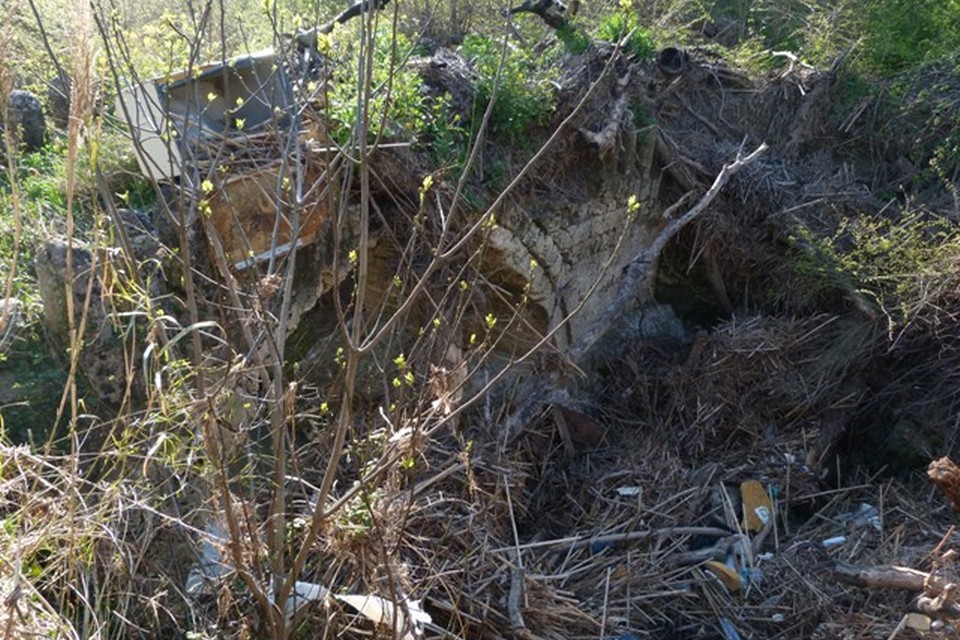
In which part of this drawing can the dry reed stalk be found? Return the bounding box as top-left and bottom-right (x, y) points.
(0, 1), (22, 339)
(53, 0), (95, 433)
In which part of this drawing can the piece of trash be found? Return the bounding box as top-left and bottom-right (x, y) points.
(771, 613), (785, 623)
(616, 486), (641, 497)
(755, 505), (771, 524)
(117, 50), (293, 180)
(186, 519), (431, 637)
(657, 47), (689, 76)
(905, 613), (931, 631)
(336, 593), (432, 640)
(116, 51), (333, 270)
(704, 560), (741, 593)
(719, 616), (743, 640)
(185, 520), (231, 596)
(740, 480), (773, 532)
(739, 566), (763, 588)
(757, 552), (775, 562)
(287, 581), (330, 617)
(274, 582), (431, 637)
(822, 535), (846, 548)
(842, 503), (882, 532)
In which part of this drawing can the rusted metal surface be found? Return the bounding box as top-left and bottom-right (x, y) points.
(208, 161), (330, 268)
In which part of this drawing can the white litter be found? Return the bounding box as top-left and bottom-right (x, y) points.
(185, 518), (431, 639)
(821, 535), (846, 548)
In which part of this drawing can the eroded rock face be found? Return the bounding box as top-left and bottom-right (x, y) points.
(4, 90), (46, 151)
(0, 298), (22, 355)
(46, 75), (71, 130)
(35, 237), (136, 408)
(33, 209), (167, 409)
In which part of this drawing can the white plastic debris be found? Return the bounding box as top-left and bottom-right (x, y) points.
(754, 505), (772, 525)
(852, 503), (882, 532)
(821, 535), (846, 548)
(185, 520), (231, 596)
(186, 519), (431, 639)
(616, 486), (641, 497)
(836, 503), (881, 532)
(269, 580), (431, 637)
(286, 580), (330, 618)
(336, 594), (432, 640)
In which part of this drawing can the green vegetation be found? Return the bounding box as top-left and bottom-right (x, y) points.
(557, 23), (591, 54)
(327, 26), (433, 142)
(460, 34), (559, 139)
(788, 210), (960, 331)
(861, 0), (960, 74)
(596, 2), (654, 58)
(0, 342), (66, 445)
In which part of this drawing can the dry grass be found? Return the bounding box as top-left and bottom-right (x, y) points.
(7, 19), (960, 640)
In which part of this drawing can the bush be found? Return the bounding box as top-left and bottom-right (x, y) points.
(327, 26), (420, 141)
(861, 0), (960, 75)
(460, 34), (558, 140)
(557, 23), (591, 54)
(327, 24), (465, 155)
(788, 210), (960, 331)
(596, 2), (654, 58)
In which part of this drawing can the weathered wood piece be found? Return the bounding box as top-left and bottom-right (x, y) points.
(506, 0), (569, 30)
(295, 0), (392, 48)
(928, 456), (960, 512)
(832, 562), (945, 592)
(832, 562), (960, 617)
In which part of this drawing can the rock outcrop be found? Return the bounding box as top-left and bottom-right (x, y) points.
(3, 90), (46, 151)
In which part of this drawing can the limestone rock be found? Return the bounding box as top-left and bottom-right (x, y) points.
(4, 90), (46, 151)
(46, 75), (71, 130)
(35, 239), (126, 407)
(0, 297), (23, 355)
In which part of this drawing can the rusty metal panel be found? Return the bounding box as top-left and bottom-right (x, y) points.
(207, 161), (330, 269)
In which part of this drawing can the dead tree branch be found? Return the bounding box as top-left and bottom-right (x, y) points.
(295, 0), (392, 48)
(26, 0), (69, 88)
(833, 562), (947, 593)
(570, 141), (769, 361)
(833, 562), (960, 618)
(504, 0), (569, 30)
